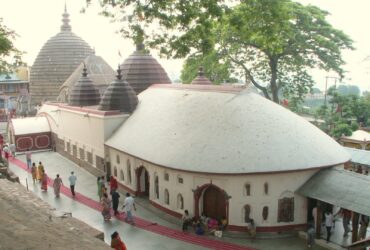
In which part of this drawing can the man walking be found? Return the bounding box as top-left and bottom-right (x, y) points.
(111, 190), (120, 216)
(122, 193), (136, 225)
(68, 171), (77, 197)
(26, 149), (32, 169)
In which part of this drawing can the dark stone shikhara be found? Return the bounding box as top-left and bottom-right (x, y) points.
(120, 43), (171, 94)
(99, 67), (138, 113)
(69, 65), (101, 107)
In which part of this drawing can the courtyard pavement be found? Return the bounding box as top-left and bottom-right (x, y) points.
(8, 151), (330, 250)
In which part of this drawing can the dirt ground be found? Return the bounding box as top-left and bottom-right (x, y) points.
(0, 179), (110, 250)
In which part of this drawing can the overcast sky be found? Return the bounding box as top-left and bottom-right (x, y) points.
(1, 0), (370, 92)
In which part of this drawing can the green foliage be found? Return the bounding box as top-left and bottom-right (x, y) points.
(218, 0), (353, 103)
(0, 18), (24, 74)
(90, 0), (353, 104)
(316, 87), (370, 138)
(180, 51), (237, 84)
(337, 84), (360, 96)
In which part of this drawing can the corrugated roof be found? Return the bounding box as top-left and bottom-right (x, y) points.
(345, 147), (370, 166)
(297, 168), (370, 216)
(11, 117), (50, 135)
(106, 84), (350, 174)
(342, 130), (370, 143)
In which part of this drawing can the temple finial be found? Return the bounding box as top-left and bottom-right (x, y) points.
(61, 3), (71, 31)
(198, 66), (205, 77)
(82, 63), (88, 77)
(116, 65), (122, 80)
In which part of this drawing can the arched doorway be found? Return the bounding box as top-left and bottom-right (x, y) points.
(202, 185), (227, 220)
(136, 166), (149, 197)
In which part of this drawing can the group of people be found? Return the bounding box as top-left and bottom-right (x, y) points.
(181, 211), (230, 237)
(97, 176), (137, 224)
(310, 205), (369, 248)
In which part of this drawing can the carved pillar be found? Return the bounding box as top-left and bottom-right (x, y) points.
(352, 212), (359, 243)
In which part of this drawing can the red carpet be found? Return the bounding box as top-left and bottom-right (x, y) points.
(10, 157), (256, 250)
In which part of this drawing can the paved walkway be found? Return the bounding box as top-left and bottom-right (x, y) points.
(9, 151), (326, 250)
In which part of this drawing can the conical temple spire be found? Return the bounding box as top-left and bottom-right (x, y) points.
(61, 3), (71, 31)
(191, 66), (213, 85)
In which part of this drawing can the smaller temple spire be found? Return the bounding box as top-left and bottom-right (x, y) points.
(191, 66), (213, 85)
(61, 3), (72, 31)
(136, 42), (145, 52)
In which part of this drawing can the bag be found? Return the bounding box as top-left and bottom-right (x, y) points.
(214, 230), (222, 238)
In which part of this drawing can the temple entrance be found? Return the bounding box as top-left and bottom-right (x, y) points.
(136, 166), (149, 197)
(202, 185), (226, 220)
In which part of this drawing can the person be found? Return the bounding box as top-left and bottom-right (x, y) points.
(68, 171), (77, 197)
(31, 162), (37, 184)
(3, 144), (9, 161)
(182, 210), (191, 232)
(111, 190), (120, 216)
(41, 171), (48, 191)
(336, 208), (351, 237)
(359, 214), (369, 240)
(110, 176), (118, 194)
(324, 210), (334, 243)
(195, 222), (205, 235)
(200, 212), (209, 230)
(307, 223), (315, 249)
(219, 216), (228, 231)
(122, 192), (136, 225)
(208, 217), (219, 231)
(53, 174), (63, 197)
(110, 231), (127, 250)
(26, 148), (32, 169)
(97, 177), (103, 200)
(9, 143), (16, 158)
(247, 219), (256, 240)
(37, 162), (44, 181)
(101, 193), (111, 221)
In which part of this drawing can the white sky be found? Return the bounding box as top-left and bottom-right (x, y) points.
(1, 0), (370, 92)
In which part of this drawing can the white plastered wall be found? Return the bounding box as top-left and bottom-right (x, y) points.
(108, 148), (343, 228)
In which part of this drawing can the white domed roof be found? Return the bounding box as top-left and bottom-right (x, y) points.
(106, 84), (350, 174)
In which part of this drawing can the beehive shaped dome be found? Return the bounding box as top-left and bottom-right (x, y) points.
(29, 7), (93, 105)
(98, 67), (138, 113)
(58, 54), (115, 103)
(191, 66), (213, 85)
(68, 65), (100, 106)
(120, 44), (171, 94)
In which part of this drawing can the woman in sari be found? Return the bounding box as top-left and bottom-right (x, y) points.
(41, 171), (48, 191)
(53, 174), (63, 197)
(37, 162), (44, 181)
(31, 162), (37, 184)
(101, 193), (111, 221)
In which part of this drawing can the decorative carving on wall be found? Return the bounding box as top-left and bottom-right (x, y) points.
(278, 197), (294, 222)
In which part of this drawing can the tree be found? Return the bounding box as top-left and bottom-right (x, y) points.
(337, 84), (360, 96)
(91, 0), (353, 104)
(86, 0), (225, 57)
(316, 86), (369, 138)
(180, 51), (237, 84)
(217, 0), (353, 103)
(0, 18), (23, 73)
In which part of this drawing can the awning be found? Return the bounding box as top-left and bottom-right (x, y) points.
(345, 147), (370, 167)
(297, 168), (370, 216)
